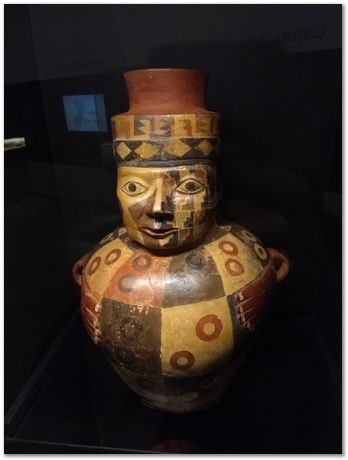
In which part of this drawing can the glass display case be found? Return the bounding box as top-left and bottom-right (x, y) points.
(4, 4), (342, 454)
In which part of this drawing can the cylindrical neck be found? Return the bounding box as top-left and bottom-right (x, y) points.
(124, 68), (210, 114)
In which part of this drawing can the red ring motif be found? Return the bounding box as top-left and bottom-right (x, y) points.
(196, 314), (223, 341)
(225, 258), (244, 276)
(170, 351), (195, 371)
(105, 249), (121, 265)
(88, 256), (101, 275)
(132, 254), (152, 271)
(218, 240), (238, 255)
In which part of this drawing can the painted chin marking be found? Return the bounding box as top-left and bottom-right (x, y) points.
(140, 227), (178, 239)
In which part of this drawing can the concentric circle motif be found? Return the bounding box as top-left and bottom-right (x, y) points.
(241, 229), (257, 243)
(99, 232), (114, 245)
(132, 254), (152, 271)
(196, 314), (223, 341)
(120, 317), (143, 341)
(254, 243), (268, 260)
(185, 252), (206, 270)
(117, 274), (137, 292)
(88, 256), (101, 276)
(170, 351), (195, 371)
(225, 258), (244, 276)
(105, 248), (121, 265)
(219, 240), (238, 255)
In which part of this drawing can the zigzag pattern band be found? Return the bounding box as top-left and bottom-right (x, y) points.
(113, 137), (220, 162)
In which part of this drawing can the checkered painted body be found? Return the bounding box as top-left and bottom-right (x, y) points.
(80, 223), (277, 413)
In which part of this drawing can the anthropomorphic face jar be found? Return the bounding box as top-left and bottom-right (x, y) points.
(117, 163), (217, 251)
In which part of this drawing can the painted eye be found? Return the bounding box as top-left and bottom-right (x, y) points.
(121, 181), (148, 196)
(176, 178), (204, 195)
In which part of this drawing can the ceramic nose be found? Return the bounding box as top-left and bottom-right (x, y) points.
(147, 179), (173, 219)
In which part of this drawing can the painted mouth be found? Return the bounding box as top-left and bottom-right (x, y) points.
(141, 227), (178, 239)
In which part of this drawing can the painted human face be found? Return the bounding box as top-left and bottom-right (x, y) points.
(117, 163), (217, 250)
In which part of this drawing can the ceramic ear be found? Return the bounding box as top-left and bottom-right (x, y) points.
(72, 252), (91, 287)
(268, 248), (290, 283)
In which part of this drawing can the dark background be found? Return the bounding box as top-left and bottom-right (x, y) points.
(4, 4), (341, 454)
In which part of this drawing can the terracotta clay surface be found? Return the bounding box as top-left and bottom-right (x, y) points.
(73, 68), (289, 413)
(122, 68), (211, 114)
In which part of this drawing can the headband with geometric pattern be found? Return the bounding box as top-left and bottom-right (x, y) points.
(112, 113), (220, 163)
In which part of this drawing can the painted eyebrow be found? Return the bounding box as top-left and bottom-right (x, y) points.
(177, 171), (207, 182)
(118, 175), (151, 183)
(118, 169), (208, 183)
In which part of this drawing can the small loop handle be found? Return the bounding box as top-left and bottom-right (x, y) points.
(268, 247), (290, 283)
(72, 253), (90, 287)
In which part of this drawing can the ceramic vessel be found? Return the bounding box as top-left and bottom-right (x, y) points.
(73, 68), (289, 414)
